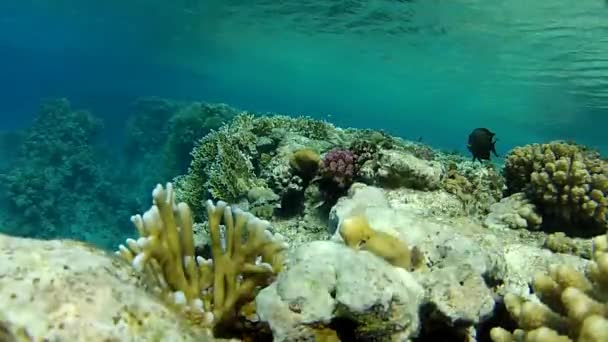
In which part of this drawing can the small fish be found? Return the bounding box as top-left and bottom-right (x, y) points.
(467, 128), (498, 162)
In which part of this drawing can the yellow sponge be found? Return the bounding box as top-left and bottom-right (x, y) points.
(339, 215), (422, 271)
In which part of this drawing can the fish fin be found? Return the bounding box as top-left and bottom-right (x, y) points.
(491, 142), (499, 157)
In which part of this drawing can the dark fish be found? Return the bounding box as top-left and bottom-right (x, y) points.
(467, 128), (498, 162)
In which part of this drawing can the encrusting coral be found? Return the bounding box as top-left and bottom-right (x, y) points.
(289, 148), (321, 180)
(490, 228), (608, 341)
(116, 183), (288, 332)
(339, 214), (423, 271)
(503, 141), (608, 235)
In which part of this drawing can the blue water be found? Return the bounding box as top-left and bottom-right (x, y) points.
(2, 0), (608, 153)
(0, 0), (607, 249)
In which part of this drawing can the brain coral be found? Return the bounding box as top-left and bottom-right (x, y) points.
(504, 141), (608, 235)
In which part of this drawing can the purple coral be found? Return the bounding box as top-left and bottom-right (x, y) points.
(320, 148), (357, 188)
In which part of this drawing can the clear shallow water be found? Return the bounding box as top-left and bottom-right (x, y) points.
(1, 0), (608, 153)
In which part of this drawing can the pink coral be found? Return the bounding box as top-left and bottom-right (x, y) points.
(320, 148), (356, 188)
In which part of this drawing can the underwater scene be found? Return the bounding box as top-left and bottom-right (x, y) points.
(1, 0), (608, 341)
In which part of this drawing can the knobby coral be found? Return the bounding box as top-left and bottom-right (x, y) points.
(490, 228), (608, 341)
(116, 183), (287, 331)
(504, 141), (608, 235)
(320, 148), (357, 188)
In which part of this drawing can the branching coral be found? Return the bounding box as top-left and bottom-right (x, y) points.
(179, 114), (264, 211)
(162, 102), (236, 176)
(504, 141), (608, 235)
(180, 113), (342, 216)
(116, 183), (287, 331)
(490, 229), (608, 341)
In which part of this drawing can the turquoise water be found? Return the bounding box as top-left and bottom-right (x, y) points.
(2, 0), (608, 152)
(1, 0), (608, 247)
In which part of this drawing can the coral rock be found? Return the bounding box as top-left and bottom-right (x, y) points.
(369, 150), (444, 190)
(485, 193), (543, 230)
(255, 241), (425, 341)
(0, 234), (212, 341)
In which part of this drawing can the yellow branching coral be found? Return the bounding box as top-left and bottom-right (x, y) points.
(116, 183), (287, 329)
(490, 229), (608, 341)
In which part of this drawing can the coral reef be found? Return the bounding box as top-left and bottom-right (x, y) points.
(504, 141), (608, 236)
(490, 228), (608, 341)
(179, 113), (341, 217)
(179, 114), (268, 211)
(4, 99), (608, 341)
(116, 183), (287, 335)
(163, 102), (236, 176)
(1, 98), (128, 248)
(442, 158), (505, 216)
(124, 96), (179, 155)
(122, 98), (240, 211)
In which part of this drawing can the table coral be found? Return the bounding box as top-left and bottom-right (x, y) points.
(116, 183), (287, 334)
(490, 228), (608, 341)
(504, 141), (608, 235)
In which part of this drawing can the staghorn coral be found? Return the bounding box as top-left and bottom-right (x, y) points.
(490, 228), (608, 341)
(504, 141), (608, 235)
(116, 183), (287, 333)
